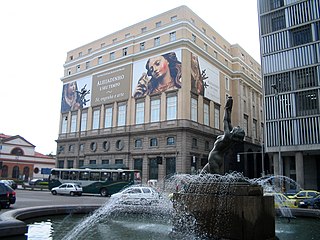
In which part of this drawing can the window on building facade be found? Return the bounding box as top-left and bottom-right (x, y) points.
(78, 52), (82, 57)
(295, 67), (317, 89)
(86, 61), (90, 69)
(70, 56), (73, 61)
(92, 109), (100, 130)
(156, 21), (161, 28)
(170, 32), (176, 41)
(192, 34), (196, 42)
(90, 142), (97, 151)
(192, 138), (198, 148)
(58, 160), (64, 168)
(67, 160), (74, 169)
(150, 98), (160, 122)
(171, 15), (177, 21)
(134, 159), (143, 176)
(115, 159), (123, 165)
(154, 37), (160, 47)
(70, 113), (77, 133)
(81, 111), (87, 131)
(141, 27), (147, 33)
(204, 43), (208, 52)
(167, 95), (177, 120)
(101, 43), (105, 48)
(88, 48), (92, 54)
(79, 144), (84, 153)
(117, 104), (126, 126)
(104, 106), (113, 128)
(125, 33), (130, 38)
(225, 77), (229, 91)
(61, 115), (68, 133)
(98, 56), (103, 64)
(150, 138), (158, 147)
(122, 47), (128, 56)
(290, 24), (312, 47)
(213, 51), (217, 58)
(243, 115), (248, 136)
(103, 141), (110, 151)
(89, 160), (96, 165)
(204, 102), (209, 126)
(112, 38), (117, 43)
(271, 11), (286, 32)
(140, 42), (145, 51)
(67, 69), (71, 75)
(270, 0), (284, 10)
(76, 65), (80, 72)
(214, 104), (220, 129)
(191, 98), (198, 122)
(135, 139), (142, 148)
(253, 119), (257, 139)
(110, 52), (115, 61)
(102, 159), (109, 165)
(296, 89), (319, 116)
(205, 141), (210, 151)
(135, 101), (145, 124)
(167, 137), (175, 145)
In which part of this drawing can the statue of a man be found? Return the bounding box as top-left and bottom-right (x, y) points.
(201, 96), (245, 174)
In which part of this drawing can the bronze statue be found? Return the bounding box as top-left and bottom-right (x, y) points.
(201, 96), (245, 174)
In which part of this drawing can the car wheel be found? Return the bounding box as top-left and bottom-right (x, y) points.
(51, 190), (57, 195)
(70, 191), (75, 196)
(100, 188), (108, 197)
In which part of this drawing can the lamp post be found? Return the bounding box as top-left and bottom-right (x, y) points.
(271, 84), (282, 178)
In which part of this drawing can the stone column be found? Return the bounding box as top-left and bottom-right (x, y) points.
(273, 153), (279, 176)
(295, 152), (304, 189)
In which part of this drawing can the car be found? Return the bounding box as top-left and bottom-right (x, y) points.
(264, 192), (297, 208)
(29, 178), (47, 186)
(287, 190), (320, 200)
(51, 183), (82, 196)
(0, 182), (16, 209)
(110, 186), (161, 205)
(298, 194), (320, 209)
(0, 180), (17, 190)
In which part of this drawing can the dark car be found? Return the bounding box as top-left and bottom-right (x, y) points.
(0, 180), (17, 190)
(298, 194), (320, 209)
(0, 182), (16, 209)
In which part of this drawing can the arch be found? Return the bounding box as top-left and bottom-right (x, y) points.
(11, 147), (24, 156)
(1, 165), (8, 178)
(12, 166), (20, 179)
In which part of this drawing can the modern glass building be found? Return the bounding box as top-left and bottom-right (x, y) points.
(258, 0), (320, 190)
(57, 5), (263, 183)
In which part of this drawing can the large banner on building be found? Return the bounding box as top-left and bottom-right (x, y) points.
(91, 65), (131, 106)
(132, 49), (182, 98)
(190, 52), (220, 104)
(60, 76), (92, 113)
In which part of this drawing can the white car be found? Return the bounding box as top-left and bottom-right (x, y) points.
(51, 183), (83, 196)
(110, 186), (161, 205)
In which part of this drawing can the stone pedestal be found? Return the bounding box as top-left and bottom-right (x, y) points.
(172, 182), (275, 240)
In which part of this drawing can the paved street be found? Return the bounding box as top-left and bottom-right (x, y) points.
(0, 189), (107, 215)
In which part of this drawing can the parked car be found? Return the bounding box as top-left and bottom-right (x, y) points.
(287, 190), (320, 200)
(0, 180), (17, 190)
(29, 178), (47, 186)
(298, 194), (320, 209)
(0, 182), (16, 209)
(110, 186), (161, 205)
(284, 189), (299, 197)
(264, 192), (297, 208)
(51, 183), (82, 196)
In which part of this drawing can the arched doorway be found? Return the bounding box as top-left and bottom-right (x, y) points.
(12, 166), (20, 179)
(23, 166), (30, 181)
(1, 165), (8, 178)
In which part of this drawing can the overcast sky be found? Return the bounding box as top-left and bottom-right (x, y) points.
(0, 0), (260, 155)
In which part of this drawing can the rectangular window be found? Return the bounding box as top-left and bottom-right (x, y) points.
(253, 119), (257, 139)
(214, 105), (220, 129)
(70, 113), (77, 133)
(115, 159), (123, 165)
(135, 101), (145, 124)
(101, 43), (105, 48)
(122, 47), (128, 56)
(243, 115), (248, 136)
(67, 160), (74, 169)
(88, 48), (92, 54)
(80, 112), (87, 131)
(141, 27), (147, 33)
(125, 33), (130, 38)
(112, 38), (117, 43)
(78, 52), (82, 57)
(92, 109), (100, 130)
(171, 15), (177, 21)
(191, 98), (198, 122)
(76, 65), (80, 72)
(140, 42), (145, 51)
(85, 61), (90, 69)
(117, 104), (126, 126)
(204, 43), (208, 52)
(154, 37), (160, 47)
(150, 98), (160, 122)
(192, 34), (196, 42)
(167, 95), (177, 120)
(204, 103), (209, 126)
(156, 21), (161, 28)
(89, 160), (96, 165)
(102, 159), (109, 165)
(225, 77), (230, 91)
(61, 115), (68, 133)
(170, 32), (176, 41)
(104, 107), (113, 128)
(98, 56), (103, 64)
(110, 52), (115, 60)
(290, 24), (312, 47)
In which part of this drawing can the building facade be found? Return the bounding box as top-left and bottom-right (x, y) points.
(57, 5), (263, 183)
(0, 134), (55, 181)
(258, 0), (320, 190)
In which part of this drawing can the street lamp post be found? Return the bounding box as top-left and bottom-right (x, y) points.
(271, 84), (282, 178)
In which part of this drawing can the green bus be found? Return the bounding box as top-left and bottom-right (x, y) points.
(48, 168), (141, 197)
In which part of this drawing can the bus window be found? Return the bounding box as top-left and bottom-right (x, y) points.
(90, 172), (100, 181)
(112, 172), (118, 181)
(51, 170), (60, 180)
(79, 171), (89, 181)
(61, 171), (70, 180)
(101, 172), (111, 181)
(134, 171), (141, 181)
(122, 172), (129, 181)
(70, 171), (79, 180)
